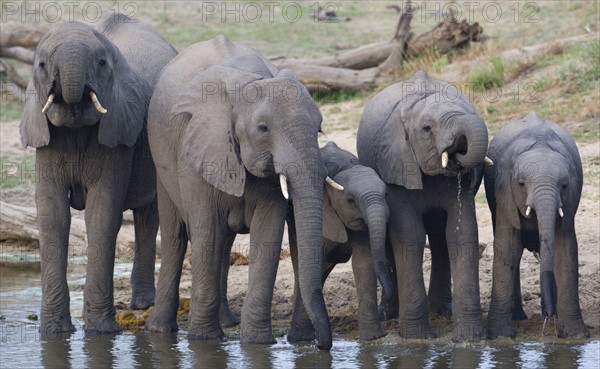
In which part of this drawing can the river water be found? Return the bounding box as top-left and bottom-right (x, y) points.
(1, 262), (598, 369)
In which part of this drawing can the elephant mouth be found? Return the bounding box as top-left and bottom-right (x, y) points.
(42, 88), (107, 128)
(349, 218), (366, 230)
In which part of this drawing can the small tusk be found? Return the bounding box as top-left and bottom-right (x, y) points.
(279, 174), (289, 200)
(558, 208), (564, 218)
(441, 151), (449, 168)
(525, 206), (531, 217)
(325, 176), (344, 191)
(484, 156), (494, 166)
(41, 93), (55, 113)
(89, 91), (108, 114)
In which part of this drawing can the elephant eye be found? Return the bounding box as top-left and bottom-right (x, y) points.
(38, 61), (45, 69)
(99, 59), (107, 67)
(423, 124), (432, 132)
(517, 179), (525, 187)
(561, 183), (568, 190)
(258, 123), (269, 133)
(347, 197), (355, 205)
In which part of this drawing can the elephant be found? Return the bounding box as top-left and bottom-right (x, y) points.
(357, 70), (490, 341)
(484, 112), (590, 339)
(19, 15), (177, 337)
(144, 35), (337, 350)
(286, 141), (392, 341)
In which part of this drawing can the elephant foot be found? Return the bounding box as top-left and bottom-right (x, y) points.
(429, 303), (452, 317)
(84, 316), (123, 335)
(130, 288), (156, 310)
(188, 321), (225, 341)
(487, 321), (516, 339)
(378, 301), (399, 321)
(39, 317), (76, 339)
(240, 322), (276, 344)
(398, 319), (436, 339)
(358, 323), (386, 340)
(511, 306), (528, 321)
(219, 305), (240, 328)
(287, 323), (316, 343)
(558, 321), (590, 339)
(145, 311), (178, 333)
(451, 321), (487, 342)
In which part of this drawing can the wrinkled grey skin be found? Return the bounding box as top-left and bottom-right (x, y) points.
(145, 36), (332, 350)
(484, 112), (589, 339)
(286, 142), (391, 341)
(357, 71), (488, 341)
(19, 15), (177, 337)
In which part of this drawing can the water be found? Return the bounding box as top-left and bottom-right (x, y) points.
(1, 263), (598, 369)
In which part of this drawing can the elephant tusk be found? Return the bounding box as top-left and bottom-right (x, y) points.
(41, 93), (55, 113)
(525, 206), (532, 217)
(325, 176), (344, 191)
(279, 174), (289, 200)
(558, 207), (564, 218)
(89, 91), (108, 114)
(441, 151), (449, 168)
(484, 156), (494, 166)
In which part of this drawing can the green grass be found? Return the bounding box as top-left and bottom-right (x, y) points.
(311, 89), (363, 104)
(0, 154), (36, 189)
(0, 101), (22, 122)
(466, 56), (506, 91)
(538, 40), (600, 89)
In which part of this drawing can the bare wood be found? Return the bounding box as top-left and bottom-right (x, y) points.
(271, 60), (376, 92)
(0, 26), (48, 48)
(0, 46), (35, 64)
(0, 58), (27, 89)
(377, 0), (415, 76)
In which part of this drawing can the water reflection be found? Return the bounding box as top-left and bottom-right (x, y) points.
(1, 263), (599, 369)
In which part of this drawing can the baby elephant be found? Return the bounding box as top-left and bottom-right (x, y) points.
(287, 142), (392, 341)
(485, 112), (589, 339)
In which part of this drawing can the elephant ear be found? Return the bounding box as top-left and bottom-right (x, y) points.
(20, 80), (50, 148)
(492, 152), (521, 229)
(170, 65), (263, 197)
(98, 43), (149, 148)
(322, 189), (348, 243)
(359, 96), (423, 189)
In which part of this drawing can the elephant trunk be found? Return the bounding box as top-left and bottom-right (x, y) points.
(285, 146), (332, 350)
(533, 189), (558, 318)
(361, 192), (393, 301)
(454, 115), (489, 168)
(56, 43), (88, 105)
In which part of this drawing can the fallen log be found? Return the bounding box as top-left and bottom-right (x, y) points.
(0, 46), (35, 65)
(0, 58), (27, 89)
(0, 26), (48, 49)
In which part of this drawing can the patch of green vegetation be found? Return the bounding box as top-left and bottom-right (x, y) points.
(572, 124), (600, 143)
(538, 40), (600, 91)
(466, 56), (505, 91)
(0, 100), (22, 122)
(1, 154), (36, 189)
(311, 89), (363, 104)
(475, 191), (487, 205)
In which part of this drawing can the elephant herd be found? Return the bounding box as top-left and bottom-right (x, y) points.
(20, 15), (589, 350)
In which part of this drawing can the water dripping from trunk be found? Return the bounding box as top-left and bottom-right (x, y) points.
(456, 172), (462, 231)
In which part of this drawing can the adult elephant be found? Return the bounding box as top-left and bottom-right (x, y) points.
(286, 141), (392, 341)
(357, 70), (489, 341)
(19, 15), (177, 337)
(485, 112), (589, 339)
(145, 35), (335, 350)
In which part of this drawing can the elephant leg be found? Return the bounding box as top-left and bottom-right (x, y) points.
(219, 233), (240, 328)
(83, 186), (126, 334)
(378, 243), (399, 321)
(352, 237), (385, 340)
(487, 219), (521, 338)
(445, 197), (486, 342)
(240, 198), (287, 344)
(145, 179), (188, 333)
(427, 232), (452, 317)
(511, 247), (528, 321)
(389, 206), (433, 339)
(130, 198), (159, 310)
(555, 229), (589, 338)
(36, 180), (74, 338)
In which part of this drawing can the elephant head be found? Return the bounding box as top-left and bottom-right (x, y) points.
(492, 112), (583, 318)
(20, 21), (148, 148)
(320, 142), (392, 300)
(168, 52), (332, 349)
(357, 70), (489, 189)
